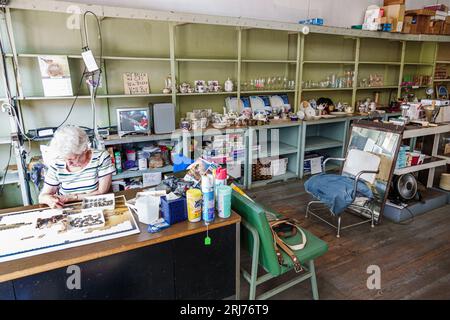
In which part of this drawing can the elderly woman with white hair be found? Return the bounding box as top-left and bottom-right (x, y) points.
(39, 125), (115, 208)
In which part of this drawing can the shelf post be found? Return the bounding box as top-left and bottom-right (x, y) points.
(352, 38), (360, 107)
(428, 132), (441, 188)
(237, 27), (242, 100)
(295, 34), (305, 111)
(169, 22), (178, 119)
(397, 41), (406, 99)
(293, 32), (301, 113)
(4, 8), (23, 99)
(431, 42), (439, 90)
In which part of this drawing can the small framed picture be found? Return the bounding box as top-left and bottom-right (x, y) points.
(436, 85), (449, 99)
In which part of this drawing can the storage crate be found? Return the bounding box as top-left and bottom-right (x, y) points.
(270, 158), (288, 176)
(304, 154), (324, 175)
(252, 159), (272, 181)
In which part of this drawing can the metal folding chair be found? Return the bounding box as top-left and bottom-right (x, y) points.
(305, 149), (380, 238)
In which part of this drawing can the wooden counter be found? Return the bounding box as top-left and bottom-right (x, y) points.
(0, 190), (241, 299)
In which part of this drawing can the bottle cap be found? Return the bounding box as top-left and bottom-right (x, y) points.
(216, 167), (227, 180)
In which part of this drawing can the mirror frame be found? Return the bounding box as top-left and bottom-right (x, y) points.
(346, 120), (404, 223)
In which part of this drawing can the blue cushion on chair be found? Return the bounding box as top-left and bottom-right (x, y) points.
(304, 174), (373, 215)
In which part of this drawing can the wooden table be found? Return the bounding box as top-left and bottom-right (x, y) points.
(0, 190), (241, 300)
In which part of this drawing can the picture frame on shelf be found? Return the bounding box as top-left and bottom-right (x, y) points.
(436, 85), (449, 99)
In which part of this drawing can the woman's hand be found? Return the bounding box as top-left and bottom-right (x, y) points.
(40, 194), (66, 209)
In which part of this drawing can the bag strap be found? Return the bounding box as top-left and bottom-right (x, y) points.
(268, 219), (307, 273)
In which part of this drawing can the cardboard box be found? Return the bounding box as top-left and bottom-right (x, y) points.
(431, 15), (447, 21)
(403, 16), (413, 33)
(406, 9), (435, 15)
(441, 20), (450, 35)
(384, 0), (405, 5)
(424, 4), (448, 12)
(376, 17), (394, 24)
(425, 20), (443, 34)
(403, 10), (435, 34)
(382, 4), (405, 32)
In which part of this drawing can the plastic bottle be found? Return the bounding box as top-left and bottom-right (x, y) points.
(214, 167), (227, 199)
(217, 185), (232, 219)
(137, 151), (147, 170)
(114, 151), (122, 174)
(186, 188), (202, 222)
(201, 174), (215, 223)
(126, 149), (136, 162)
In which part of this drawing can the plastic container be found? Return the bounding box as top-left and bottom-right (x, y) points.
(135, 194), (160, 224)
(137, 151), (148, 170)
(217, 185), (232, 219)
(126, 149), (136, 161)
(201, 174), (215, 223)
(186, 188), (202, 222)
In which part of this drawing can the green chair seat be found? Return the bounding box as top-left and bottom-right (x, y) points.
(278, 228), (329, 273)
(259, 203), (328, 271)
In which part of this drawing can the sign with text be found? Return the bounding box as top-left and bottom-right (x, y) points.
(123, 72), (150, 95)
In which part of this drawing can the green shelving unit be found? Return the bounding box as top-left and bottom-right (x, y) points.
(300, 118), (348, 178)
(247, 123), (301, 189)
(1, 0), (450, 205)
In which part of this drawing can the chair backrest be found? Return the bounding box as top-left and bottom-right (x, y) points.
(342, 149), (381, 184)
(231, 191), (282, 276)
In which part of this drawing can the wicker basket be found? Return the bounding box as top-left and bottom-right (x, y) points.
(252, 159), (272, 181)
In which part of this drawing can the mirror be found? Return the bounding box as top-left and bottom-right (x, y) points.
(347, 120), (403, 223)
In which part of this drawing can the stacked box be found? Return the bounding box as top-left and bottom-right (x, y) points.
(382, 4), (405, 32)
(443, 16), (450, 35)
(434, 65), (448, 80)
(404, 9), (435, 34)
(383, 0), (405, 5)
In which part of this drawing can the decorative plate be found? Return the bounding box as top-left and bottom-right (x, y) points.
(269, 95), (284, 108)
(225, 97), (243, 113)
(250, 96), (266, 113)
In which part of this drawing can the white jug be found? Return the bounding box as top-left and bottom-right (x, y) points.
(224, 77), (234, 92)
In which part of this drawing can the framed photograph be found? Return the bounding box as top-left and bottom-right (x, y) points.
(123, 72), (150, 95)
(436, 85), (449, 99)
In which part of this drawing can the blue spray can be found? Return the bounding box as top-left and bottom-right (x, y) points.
(201, 174), (215, 223)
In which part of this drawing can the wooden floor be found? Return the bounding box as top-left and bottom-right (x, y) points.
(239, 180), (450, 300)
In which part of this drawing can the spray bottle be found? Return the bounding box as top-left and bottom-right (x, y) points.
(201, 173), (215, 223)
(214, 167), (227, 199)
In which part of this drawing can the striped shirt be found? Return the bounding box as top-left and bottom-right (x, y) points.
(44, 150), (116, 195)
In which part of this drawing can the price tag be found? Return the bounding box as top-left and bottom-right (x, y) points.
(123, 72), (149, 95)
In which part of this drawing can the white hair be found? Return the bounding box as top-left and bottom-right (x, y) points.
(50, 125), (90, 159)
